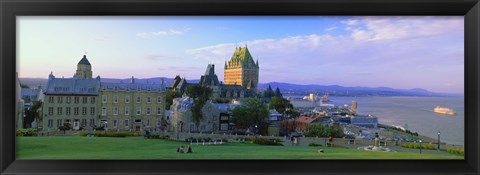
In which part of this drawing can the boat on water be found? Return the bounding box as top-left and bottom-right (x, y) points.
(434, 106), (456, 116)
(321, 92), (331, 102)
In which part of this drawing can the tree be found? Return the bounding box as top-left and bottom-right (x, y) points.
(268, 96), (293, 114)
(24, 100), (42, 128)
(58, 123), (72, 134)
(20, 83), (30, 88)
(274, 87), (282, 97)
(279, 119), (296, 135)
(303, 123), (345, 138)
(165, 88), (182, 110)
(230, 98), (269, 135)
(186, 85), (212, 129)
(263, 84), (274, 98)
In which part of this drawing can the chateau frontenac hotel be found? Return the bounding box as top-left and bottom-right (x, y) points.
(41, 46), (260, 133)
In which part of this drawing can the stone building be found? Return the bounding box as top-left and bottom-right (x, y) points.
(98, 77), (166, 132)
(169, 96), (239, 133)
(42, 55), (100, 131)
(224, 46), (259, 92)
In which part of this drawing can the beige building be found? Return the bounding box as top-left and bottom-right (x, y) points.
(42, 55), (100, 131)
(98, 77), (166, 132)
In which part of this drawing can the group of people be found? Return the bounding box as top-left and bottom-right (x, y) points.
(177, 145), (193, 153)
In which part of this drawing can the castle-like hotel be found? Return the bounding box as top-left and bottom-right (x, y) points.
(40, 46), (259, 133)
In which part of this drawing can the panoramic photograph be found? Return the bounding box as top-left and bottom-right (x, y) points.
(15, 16), (464, 159)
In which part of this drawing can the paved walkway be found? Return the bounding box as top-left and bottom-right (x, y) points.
(338, 143), (456, 156)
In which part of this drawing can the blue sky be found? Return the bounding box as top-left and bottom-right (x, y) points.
(17, 16), (464, 94)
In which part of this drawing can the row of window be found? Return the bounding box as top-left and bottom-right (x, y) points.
(108, 118), (161, 129)
(48, 107), (95, 116)
(103, 86), (161, 92)
(48, 96), (96, 104)
(101, 95), (162, 104)
(47, 118), (95, 128)
(101, 106), (162, 116)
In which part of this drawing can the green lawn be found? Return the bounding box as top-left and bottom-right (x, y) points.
(16, 136), (462, 160)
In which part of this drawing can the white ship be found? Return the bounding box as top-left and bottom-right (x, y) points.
(434, 106), (456, 116)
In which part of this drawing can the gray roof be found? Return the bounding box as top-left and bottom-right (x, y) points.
(100, 81), (166, 92)
(21, 88), (41, 97)
(45, 77), (100, 95)
(78, 55), (91, 65)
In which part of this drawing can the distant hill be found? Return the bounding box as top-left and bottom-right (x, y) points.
(18, 77), (462, 97)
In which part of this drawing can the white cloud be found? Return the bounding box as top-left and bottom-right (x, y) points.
(184, 16), (464, 92)
(136, 28), (188, 38)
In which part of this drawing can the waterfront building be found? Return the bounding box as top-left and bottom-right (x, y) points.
(224, 46), (259, 92)
(98, 77), (166, 132)
(351, 100), (358, 114)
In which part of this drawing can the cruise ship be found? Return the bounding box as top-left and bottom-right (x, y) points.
(434, 106), (456, 116)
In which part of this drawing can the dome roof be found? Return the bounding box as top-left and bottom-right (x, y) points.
(78, 55), (91, 65)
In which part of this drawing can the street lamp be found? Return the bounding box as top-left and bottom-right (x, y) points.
(419, 140), (423, 154)
(437, 131), (441, 150)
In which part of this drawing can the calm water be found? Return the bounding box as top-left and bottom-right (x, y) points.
(327, 96), (465, 146)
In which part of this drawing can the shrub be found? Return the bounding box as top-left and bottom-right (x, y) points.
(16, 128), (37, 136)
(94, 132), (141, 137)
(400, 143), (436, 150)
(308, 143), (322, 147)
(447, 148), (464, 155)
(252, 137), (282, 146)
(80, 132), (88, 136)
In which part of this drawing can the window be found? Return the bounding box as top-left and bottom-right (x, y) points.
(90, 119), (95, 127)
(57, 119), (63, 127)
(82, 107), (87, 115)
(126, 87), (129, 91)
(136, 107), (141, 115)
(57, 107), (62, 115)
(57, 96), (63, 103)
(74, 97), (79, 104)
(156, 118), (161, 127)
(114, 86), (118, 91)
(136, 96), (141, 103)
(146, 119), (150, 127)
(91, 97), (95, 104)
(147, 96), (151, 103)
(83, 97), (87, 104)
(125, 95), (130, 103)
(157, 107), (162, 115)
(74, 107), (79, 115)
(157, 96), (162, 103)
(48, 119), (53, 128)
(113, 106), (118, 115)
(48, 107), (53, 115)
(66, 96), (71, 104)
(102, 95), (107, 103)
(102, 107), (107, 116)
(220, 123), (228, 131)
(49, 96), (54, 103)
(125, 106), (130, 115)
(125, 119), (129, 128)
(90, 107), (95, 115)
(81, 119), (87, 127)
(114, 95), (118, 103)
(113, 120), (118, 128)
(66, 107), (71, 115)
(146, 107), (151, 115)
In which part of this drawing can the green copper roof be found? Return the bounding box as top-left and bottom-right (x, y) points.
(227, 46), (258, 68)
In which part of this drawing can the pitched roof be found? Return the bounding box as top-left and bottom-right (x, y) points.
(227, 46), (258, 68)
(295, 115), (320, 124)
(199, 64), (220, 86)
(45, 77), (100, 95)
(78, 55), (91, 65)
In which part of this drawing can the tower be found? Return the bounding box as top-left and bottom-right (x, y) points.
(351, 100), (358, 114)
(224, 46), (259, 92)
(75, 55), (93, 79)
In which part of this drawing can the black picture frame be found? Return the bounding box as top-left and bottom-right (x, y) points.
(1, 0), (479, 174)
